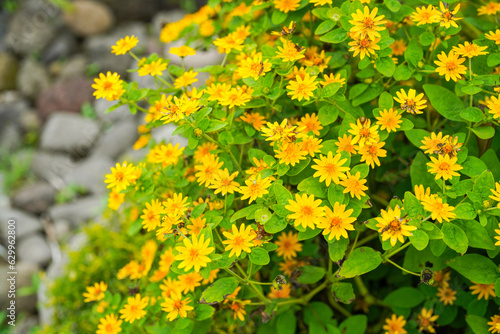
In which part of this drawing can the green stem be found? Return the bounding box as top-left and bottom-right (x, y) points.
(348, 231), (360, 257)
(222, 267), (245, 282)
(386, 259), (420, 277)
(383, 242), (412, 261)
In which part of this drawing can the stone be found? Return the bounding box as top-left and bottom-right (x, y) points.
(48, 195), (104, 227)
(58, 55), (88, 80)
(36, 76), (94, 121)
(0, 123), (22, 152)
(103, 0), (167, 21)
(94, 98), (135, 123)
(93, 119), (139, 159)
(0, 53), (19, 91)
(13, 262), (40, 314)
(11, 182), (56, 215)
(30, 151), (76, 186)
(63, 155), (114, 194)
(18, 233), (51, 267)
(0, 92), (30, 151)
(12, 316), (38, 334)
(17, 57), (51, 99)
(63, 0), (114, 37)
(18, 109), (41, 133)
(53, 219), (71, 240)
(42, 30), (78, 64)
(39, 113), (100, 156)
(0, 208), (42, 240)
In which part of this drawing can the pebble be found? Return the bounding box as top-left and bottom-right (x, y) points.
(93, 118), (139, 159)
(0, 208), (43, 240)
(17, 57), (51, 99)
(48, 195), (104, 227)
(18, 233), (52, 267)
(63, 0), (114, 37)
(11, 182), (56, 215)
(0, 53), (19, 91)
(63, 155), (113, 194)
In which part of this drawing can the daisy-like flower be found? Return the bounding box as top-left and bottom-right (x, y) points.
(92, 72), (125, 101)
(486, 30), (500, 44)
(437, 286), (457, 305)
(433, 270), (451, 288)
(147, 143), (185, 167)
(301, 136), (323, 157)
(383, 314), (407, 334)
(348, 119), (379, 147)
(478, 2), (500, 15)
(339, 171), (368, 200)
(169, 45), (196, 57)
(414, 184), (432, 201)
(490, 182), (500, 209)
(96, 314), (122, 334)
(174, 70), (198, 89)
(394, 89), (427, 115)
(274, 0), (300, 13)
(488, 315), (500, 334)
(427, 155), (463, 180)
(417, 308), (439, 334)
(223, 224), (255, 258)
(194, 154), (224, 187)
(279, 259), (305, 276)
(321, 73), (345, 87)
(138, 59), (168, 77)
(108, 190), (125, 211)
(434, 51), (467, 82)
(275, 231), (302, 260)
(239, 175), (273, 203)
(411, 5), (440, 25)
(161, 292), (194, 321)
(285, 193), (326, 230)
(438, 1), (462, 29)
(175, 233), (215, 272)
(421, 195), (456, 223)
(140, 199), (165, 232)
(104, 161), (139, 192)
(237, 53), (272, 80)
(287, 73), (318, 101)
(420, 132), (446, 154)
(177, 272), (203, 293)
(349, 6), (386, 40)
(276, 38), (306, 62)
(376, 108), (402, 133)
(159, 277), (181, 299)
(297, 113), (323, 136)
(240, 112), (266, 130)
(206, 83), (232, 102)
(119, 294), (149, 323)
(309, 0), (332, 6)
(311, 151), (350, 186)
(336, 134), (357, 155)
(194, 142), (218, 163)
(209, 169), (240, 196)
(485, 95), (500, 119)
(230, 300), (250, 321)
(452, 42), (488, 58)
(219, 85), (254, 108)
(202, 269), (220, 285)
(358, 141), (387, 168)
(470, 282), (496, 300)
(111, 35), (138, 55)
(213, 32), (245, 54)
(187, 217), (206, 236)
(375, 206), (417, 247)
(261, 119), (298, 145)
(390, 40), (406, 56)
(275, 142), (308, 166)
(83, 281), (107, 303)
(317, 202), (356, 241)
(348, 35), (381, 60)
(164, 193), (189, 217)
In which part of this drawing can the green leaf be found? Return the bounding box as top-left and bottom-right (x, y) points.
(339, 315), (367, 334)
(460, 107), (484, 122)
(399, 118), (414, 131)
(453, 203), (476, 220)
(338, 247), (382, 278)
(472, 126), (495, 140)
(328, 184), (346, 206)
(383, 287), (425, 308)
(297, 176), (326, 198)
(273, 183), (292, 205)
(474, 170), (495, 197)
(442, 222), (468, 255)
(393, 64), (412, 81)
(379, 91), (394, 109)
(419, 31), (435, 46)
(404, 38), (423, 66)
(328, 237), (349, 261)
(322, 82), (342, 98)
(318, 104), (339, 126)
(487, 53), (500, 67)
(409, 229), (429, 251)
(331, 282), (355, 304)
(287, 157), (310, 176)
(315, 19), (335, 35)
(384, 0), (401, 12)
(127, 219), (142, 236)
(206, 120), (227, 132)
(404, 191), (423, 217)
(297, 265), (326, 284)
(188, 134), (199, 149)
(194, 304), (215, 321)
(298, 227), (322, 241)
(320, 28), (348, 43)
(264, 216), (287, 233)
(462, 156), (488, 177)
(446, 254), (500, 284)
(466, 315), (489, 334)
(495, 277), (500, 297)
(249, 247), (270, 265)
(272, 9), (287, 25)
(276, 310), (297, 334)
(453, 220), (495, 250)
(423, 84), (464, 122)
(352, 84), (384, 106)
(351, 164), (369, 179)
(461, 85), (482, 95)
(200, 277), (239, 304)
(231, 204), (263, 222)
(375, 57), (396, 77)
(191, 203), (206, 218)
(255, 208), (272, 224)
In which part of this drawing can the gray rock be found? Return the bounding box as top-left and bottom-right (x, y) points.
(63, 155), (113, 194)
(11, 182), (56, 215)
(30, 151), (76, 185)
(18, 233), (51, 267)
(12, 316), (38, 334)
(52, 219), (71, 240)
(13, 262), (40, 314)
(18, 109), (41, 133)
(151, 123), (188, 147)
(63, 0), (114, 37)
(39, 113), (100, 156)
(93, 119), (139, 159)
(48, 195), (104, 227)
(17, 57), (51, 99)
(94, 98), (135, 123)
(42, 30), (78, 64)
(0, 123), (22, 152)
(0, 53), (19, 91)
(58, 54), (88, 80)
(0, 208), (42, 240)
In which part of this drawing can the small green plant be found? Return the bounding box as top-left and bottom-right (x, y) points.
(55, 184), (88, 204)
(0, 149), (35, 194)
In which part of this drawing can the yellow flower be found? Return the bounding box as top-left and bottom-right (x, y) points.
(169, 45), (196, 57)
(376, 108), (402, 133)
(175, 233), (215, 272)
(390, 39), (406, 56)
(434, 51), (467, 82)
(312, 151), (350, 186)
(161, 292), (194, 321)
(240, 112), (266, 130)
(485, 95), (500, 119)
(301, 136), (323, 157)
(383, 314), (407, 334)
(209, 168), (240, 196)
(164, 193), (189, 217)
(470, 282), (496, 300)
(414, 184), (432, 201)
(222, 224), (255, 257)
(194, 142), (219, 163)
(437, 286), (456, 305)
(348, 35), (381, 60)
(158, 247), (176, 274)
(177, 272), (203, 293)
(275, 142), (308, 166)
(96, 314), (122, 334)
(349, 6), (386, 40)
(279, 259), (305, 275)
(147, 143), (185, 167)
(478, 2), (500, 15)
(230, 300), (249, 321)
(96, 301), (108, 313)
(317, 202), (356, 241)
(418, 308), (439, 334)
(452, 42), (488, 58)
(427, 155), (462, 180)
(200, 20), (215, 37)
(268, 283), (292, 298)
(348, 118), (379, 147)
(394, 88), (427, 115)
(108, 190), (125, 211)
(219, 85), (254, 108)
(336, 134), (357, 155)
(287, 73), (318, 101)
(275, 231), (302, 260)
(119, 294), (149, 323)
(358, 141), (387, 168)
(237, 53), (272, 80)
(83, 281), (107, 303)
(297, 113), (323, 136)
(438, 1), (462, 29)
(187, 216), (206, 236)
(239, 175), (273, 203)
(92, 72), (125, 101)
(490, 182), (500, 209)
(202, 269), (220, 285)
(486, 30), (500, 44)
(321, 73), (345, 87)
(276, 38), (306, 62)
(194, 154), (224, 187)
(138, 59), (167, 77)
(133, 134), (150, 150)
(213, 32), (244, 54)
(421, 195), (456, 223)
(411, 5), (440, 25)
(174, 70), (198, 89)
(111, 35), (138, 55)
(274, 0), (300, 13)
(420, 132), (446, 154)
(140, 199), (165, 232)
(104, 161), (139, 192)
(488, 315), (500, 334)
(339, 171), (368, 200)
(375, 206), (417, 247)
(285, 193), (325, 230)
(159, 277), (181, 299)
(206, 82), (231, 102)
(261, 119), (298, 145)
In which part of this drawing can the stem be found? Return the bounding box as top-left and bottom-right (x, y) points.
(386, 259), (420, 277)
(348, 231), (360, 257)
(383, 242), (412, 261)
(469, 57), (473, 108)
(222, 267), (245, 282)
(221, 53), (228, 67)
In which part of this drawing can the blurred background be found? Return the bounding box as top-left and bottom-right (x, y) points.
(0, 0), (206, 332)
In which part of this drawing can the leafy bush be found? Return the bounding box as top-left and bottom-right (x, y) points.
(43, 0), (500, 333)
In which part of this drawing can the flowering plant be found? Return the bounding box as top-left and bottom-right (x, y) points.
(45, 0), (500, 333)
